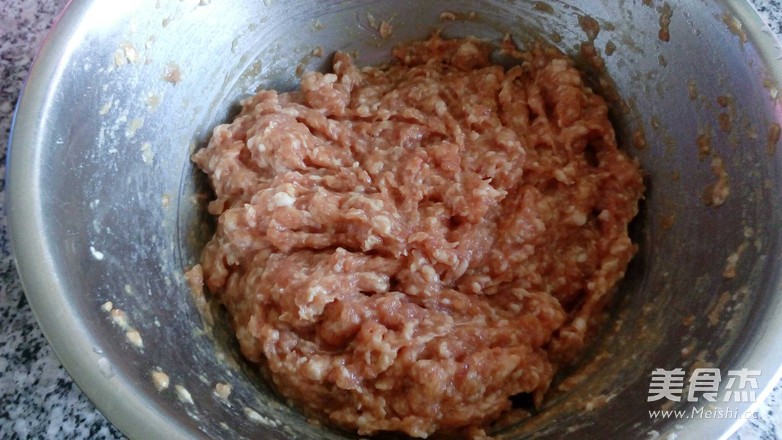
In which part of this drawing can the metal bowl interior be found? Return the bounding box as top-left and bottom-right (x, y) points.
(8, 0), (782, 439)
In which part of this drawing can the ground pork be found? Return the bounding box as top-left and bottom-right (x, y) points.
(191, 34), (644, 438)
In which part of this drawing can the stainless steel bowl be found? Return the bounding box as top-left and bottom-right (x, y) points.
(8, 0), (782, 438)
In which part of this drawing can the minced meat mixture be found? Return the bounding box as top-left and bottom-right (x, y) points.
(190, 34), (644, 438)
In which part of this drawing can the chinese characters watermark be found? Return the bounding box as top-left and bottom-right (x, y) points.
(647, 368), (762, 421)
(647, 368), (760, 403)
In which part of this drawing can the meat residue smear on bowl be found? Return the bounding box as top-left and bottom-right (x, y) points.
(186, 34), (644, 438)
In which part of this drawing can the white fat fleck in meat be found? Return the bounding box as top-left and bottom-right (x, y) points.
(370, 216), (392, 235)
(362, 236), (382, 251)
(269, 192), (296, 208)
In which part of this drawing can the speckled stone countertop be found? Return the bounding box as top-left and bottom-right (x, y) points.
(1, 1), (781, 439)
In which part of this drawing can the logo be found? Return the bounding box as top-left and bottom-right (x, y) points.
(646, 368), (761, 421)
(647, 368), (760, 403)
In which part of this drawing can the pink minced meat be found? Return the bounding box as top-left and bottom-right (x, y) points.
(191, 35), (644, 437)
